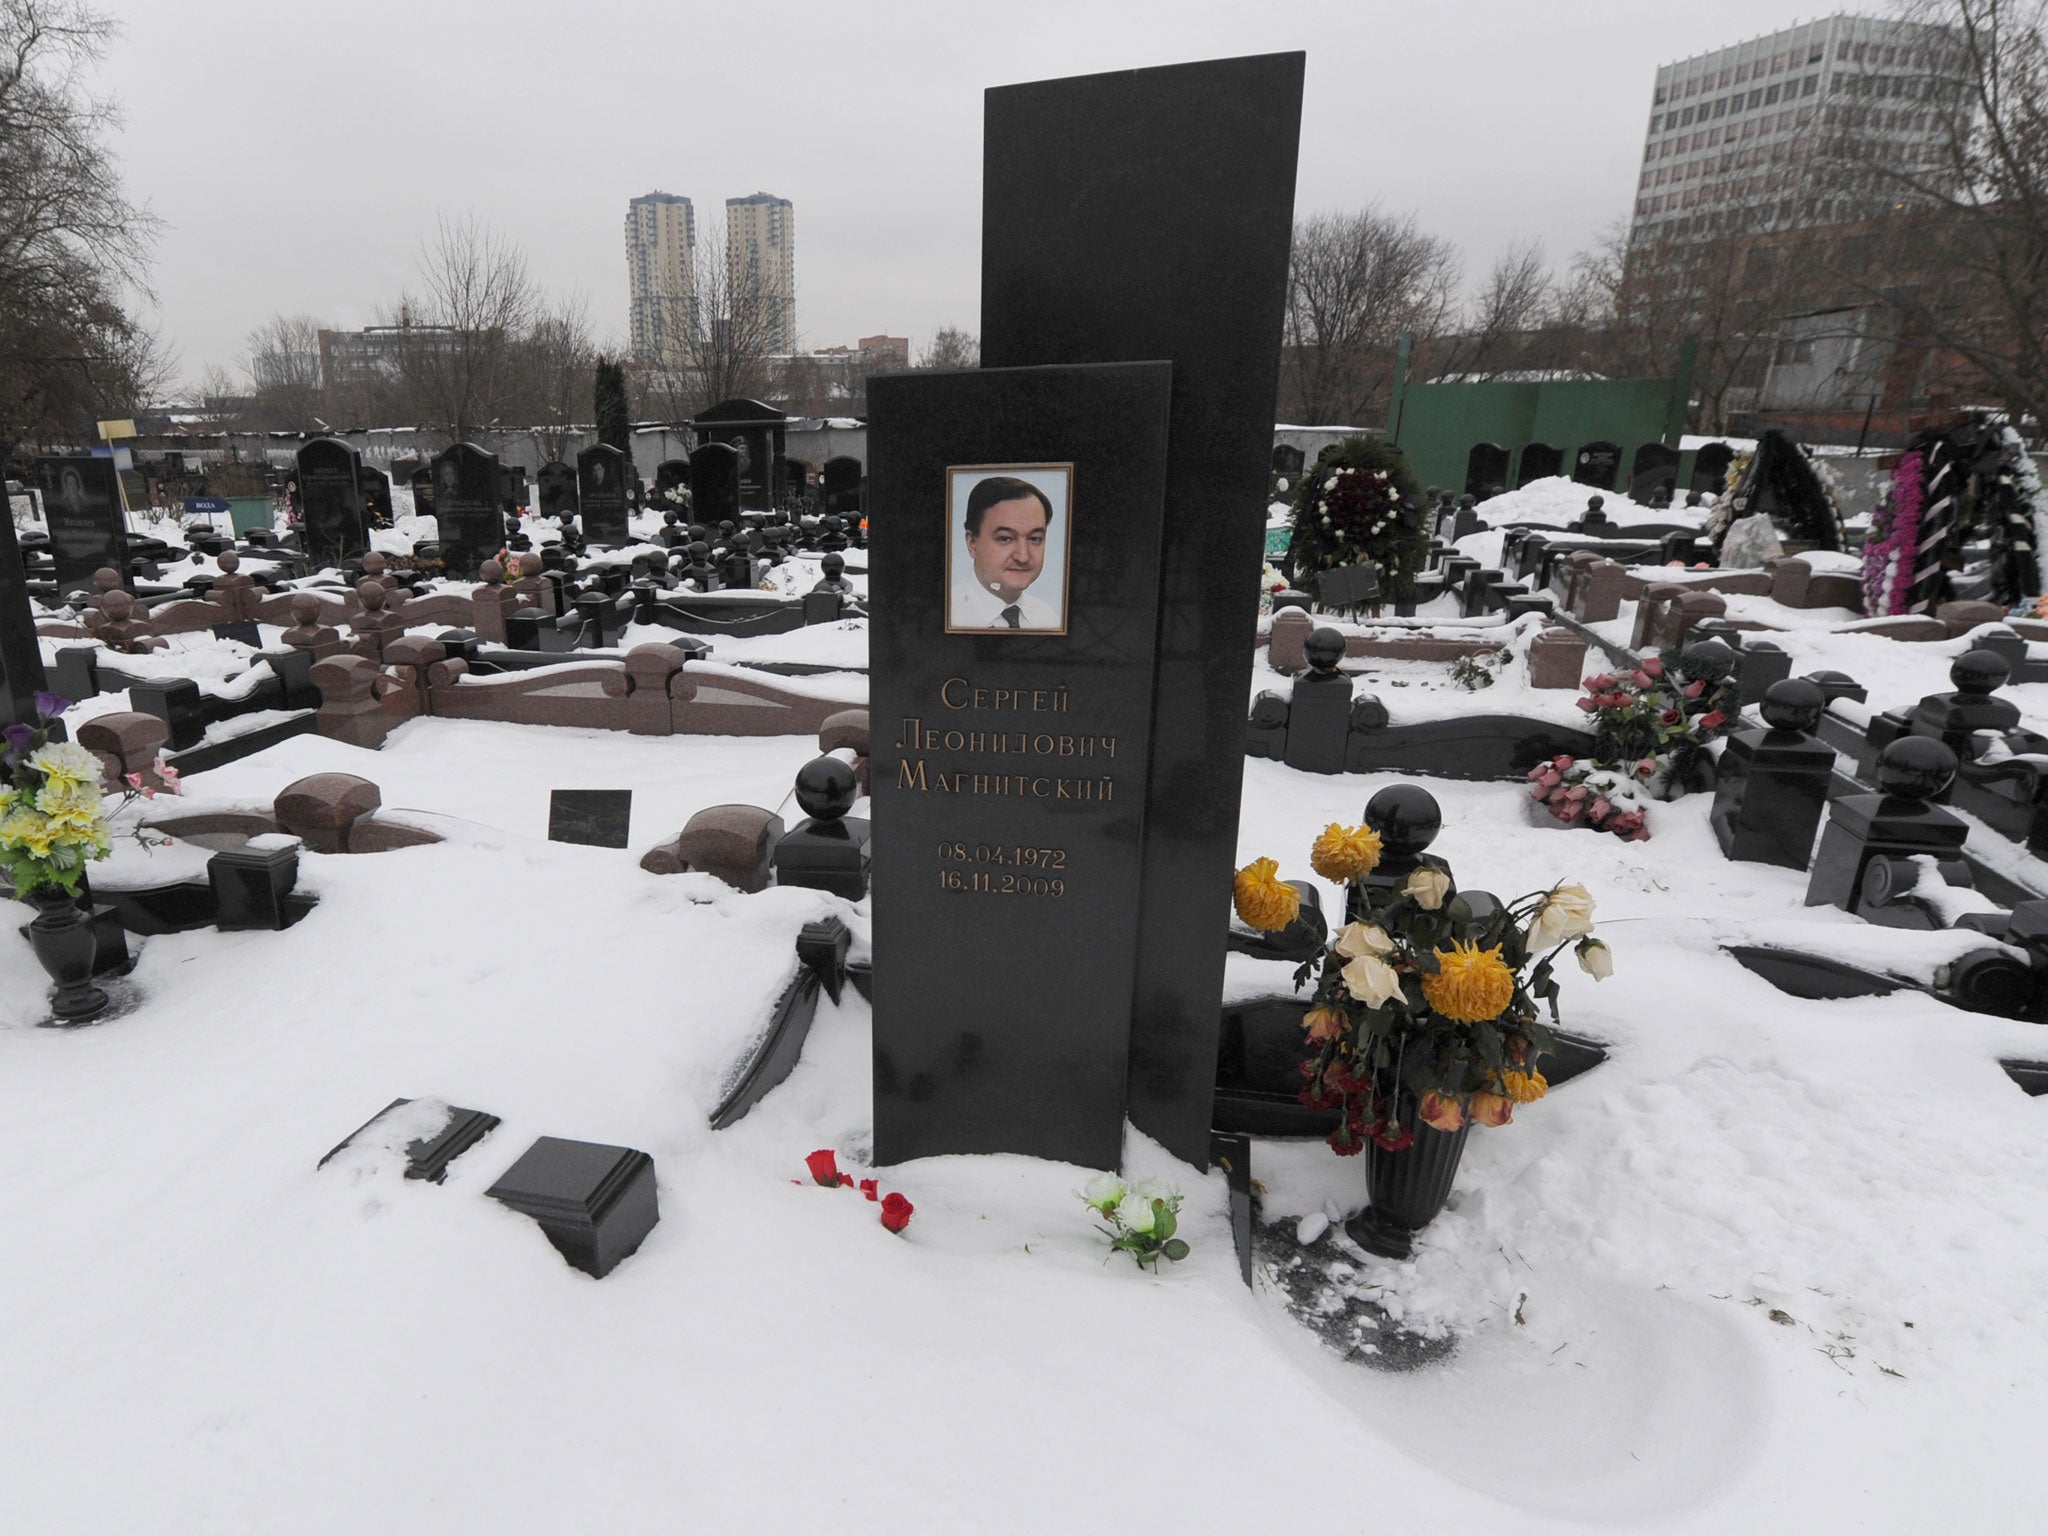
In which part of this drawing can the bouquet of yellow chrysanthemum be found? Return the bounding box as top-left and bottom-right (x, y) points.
(1233, 825), (1611, 1158)
(1, 694), (114, 898)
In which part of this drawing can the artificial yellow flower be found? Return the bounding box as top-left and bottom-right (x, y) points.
(1232, 857), (1301, 932)
(1309, 822), (1383, 882)
(25, 741), (99, 787)
(35, 777), (105, 832)
(1418, 1090), (1466, 1132)
(1468, 1091), (1514, 1127)
(1421, 941), (1516, 1023)
(1405, 867), (1452, 911)
(1498, 1069), (1549, 1103)
(0, 807), (56, 858)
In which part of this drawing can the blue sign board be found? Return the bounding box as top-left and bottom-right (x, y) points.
(183, 497), (232, 517)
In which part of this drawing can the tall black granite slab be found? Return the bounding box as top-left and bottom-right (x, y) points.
(980, 52), (1303, 1166)
(536, 460), (578, 520)
(1, 457), (48, 731)
(689, 442), (741, 525)
(576, 443), (630, 546)
(429, 442), (503, 581)
(868, 361), (1173, 1170)
(295, 437), (369, 571)
(28, 455), (126, 595)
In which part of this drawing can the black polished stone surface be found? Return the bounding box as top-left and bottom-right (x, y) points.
(688, 442), (741, 525)
(1711, 679), (1833, 870)
(576, 444), (629, 546)
(295, 438), (369, 570)
(867, 361), (1173, 1170)
(208, 839), (303, 930)
(980, 51), (1303, 1167)
(429, 443), (503, 581)
(536, 460), (578, 520)
(27, 455), (126, 595)
(0, 466), (48, 730)
(1806, 738), (1967, 915)
(319, 1098), (501, 1183)
(1573, 442), (1621, 490)
(1284, 669), (1353, 775)
(1342, 714), (1596, 780)
(1518, 442), (1563, 485)
(486, 1137), (659, 1279)
(548, 790), (633, 848)
(1208, 1130), (1254, 1287)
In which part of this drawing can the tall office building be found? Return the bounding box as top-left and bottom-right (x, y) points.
(1629, 13), (1967, 250)
(625, 191), (696, 367)
(725, 192), (796, 352)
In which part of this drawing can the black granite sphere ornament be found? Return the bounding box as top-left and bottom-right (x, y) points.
(1585, 494), (1605, 515)
(1682, 637), (1738, 681)
(1760, 677), (1826, 734)
(794, 756), (859, 821)
(1303, 626), (1346, 674)
(1363, 783), (1441, 855)
(1803, 670), (1859, 703)
(1951, 649), (2012, 696)
(821, 552), (846, 580)
(1877, 735), (1959, 801)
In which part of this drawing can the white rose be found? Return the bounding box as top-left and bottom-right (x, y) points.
(1405, 867), (1451, 911)
(1341, 953), (1405, 1009)
(1130, 1177), (1175, 1206)
(1332, 922), (1394, 960)
(1529, 882), (1598, 950)
(1577, 937), (1614, 980)
(1115, 1192), (1158, 1235)
(1080, 1172), (1124, 1210)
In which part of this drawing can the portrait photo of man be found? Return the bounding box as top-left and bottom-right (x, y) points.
(945, 465), (1072, 634)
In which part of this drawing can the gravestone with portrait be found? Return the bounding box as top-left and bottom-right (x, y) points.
(869, 364), (1172, 1170)
(689, 442), (741, 525)
(429, 443), (504, 581)
(27, 455), (126, 595)
(869, 51), (1303, 1171)
(576, 444), (630, 546)
(295, 438), (370, 570)
(1573, 441), (1622, 491)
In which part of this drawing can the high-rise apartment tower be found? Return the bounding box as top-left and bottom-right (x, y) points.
(725, 192), (796, 353)
(626, 191), (696, 367)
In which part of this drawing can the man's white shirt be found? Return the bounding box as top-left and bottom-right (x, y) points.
(949, 579), (1060, 631)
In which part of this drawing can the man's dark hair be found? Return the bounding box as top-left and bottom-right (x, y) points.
(964, 475), (1054, 537)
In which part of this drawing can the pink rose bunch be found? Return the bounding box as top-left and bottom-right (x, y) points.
(1526, 755), (1651, 841)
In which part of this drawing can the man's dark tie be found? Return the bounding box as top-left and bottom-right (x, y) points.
(999, 605), (1021, 629)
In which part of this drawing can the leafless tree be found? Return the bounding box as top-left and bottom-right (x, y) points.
(1799, 0), (2048, 430)
(241, 311), (327, 432)
(386, 212), (540, 446)
(1428, 239), (1558, 381)
(664, 213), (783, 412)
(506, 291), (594, 462)
(916, 325), (978, 370)
(0, 0), (160, 453)
(1279, 206), (1460, 425)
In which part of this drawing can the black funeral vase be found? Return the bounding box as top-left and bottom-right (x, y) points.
(23, 889), (109, 1025)
(1346, 1079), (1471, 1260)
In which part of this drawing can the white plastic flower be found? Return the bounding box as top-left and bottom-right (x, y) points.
(27, 741), (99, 787)
(1341, 953), (1405, 1009)
(1130, 1177), (1175, 1206)
(1114, 1191), (1158, 1235)
(1080, 1171), (1124, 1211)
(1332, 922), (1393, 959)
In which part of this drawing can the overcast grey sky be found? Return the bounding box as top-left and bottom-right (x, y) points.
(99, 0), (1833, 389)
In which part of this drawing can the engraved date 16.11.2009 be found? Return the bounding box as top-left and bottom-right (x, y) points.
(936, 840), (1068, 896)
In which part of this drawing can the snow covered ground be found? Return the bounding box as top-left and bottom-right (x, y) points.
(7, 530), (2048, 1532)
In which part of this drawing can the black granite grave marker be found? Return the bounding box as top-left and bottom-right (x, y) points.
(358, 464), (394, 526)
(537, 460), (579, 520)
(427, 443), (502, 581)
(689, 442), (740, 526)
(486, 1137), (658, 1278)
(1517, 442), (1564, 486)
(1573, 441), (1621, 490)
(295, 438), (369, 571)
(691, 399), (787, 512)
(0, 459), (47, 732)
(1691, 441), (1735, 493)
(1465, 442), (1510, 498)
(27, 455), (126, 595)
(575, 443), (630, 547)
(978, 51), (1303, 1166)
(1711, 679), (1833, 870)
(868, 361), (1173, 1170)
(548, 789), (632, 848)
(1629, 442), (1681, 502)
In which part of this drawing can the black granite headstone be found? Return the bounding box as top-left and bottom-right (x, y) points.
(358, 465), (394, 526)
(548, 789), (632, 848)
(28, 455), (126, 595)
(1711, 679), (1834, 870)
(691, 399), (787, 512)
(979, 51), (1303, 1166)
(0, 455), (49, 731)
(1573, 441), (1622, 490)
(429, 442), (502, 581)
(1464, 442), (1510, 499)
(822, 455), (864, 517)
(1628, 442), (1681, 502)
(1517, 442), (1564, 486)
(575, 444), (630, 547)
(689, 442), (741, 526)
(410, 466), (435, 517)
(536, 460), (579, 520)
(868, 361), (1173, 1170)
(295, 437), (369, 570)
(1691, 442), (1736, 494)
